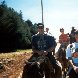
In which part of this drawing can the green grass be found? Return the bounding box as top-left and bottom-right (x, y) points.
(16, 49), (32, 53)
(0, 49), (32, 58)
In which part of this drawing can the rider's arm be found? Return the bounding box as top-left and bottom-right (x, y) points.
(46, 36), (56, 52)
(66, 45), (72, 59)
(32, 48), (40, 53)
(47, 35), (56, 53)
(32, 35), (39, 54)
(66, 44), (78, 73)
(67, 34), (70, 43)
(46, 47), (54, 52)
(32, 42), (42, 55)
(59, 35), (62, 44)
(70, 60), (77, 68)
(68, 60), (78, 74)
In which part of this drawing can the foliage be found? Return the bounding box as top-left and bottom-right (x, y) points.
(0, 1), (37, 52)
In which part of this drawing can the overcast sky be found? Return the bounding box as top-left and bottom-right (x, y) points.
(0, 0), (78, 40)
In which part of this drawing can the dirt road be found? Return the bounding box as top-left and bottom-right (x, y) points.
(0, 52), (32, 78)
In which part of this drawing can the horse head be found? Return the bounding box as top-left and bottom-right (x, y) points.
(22, 60), (43, 78)
(22, 55), (54, 78)
(37, 55), (54, 78)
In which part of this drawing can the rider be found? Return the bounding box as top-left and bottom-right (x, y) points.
(44, 27), (56, 55)
(45, 27), (52, 36)
(59, 28), (70, 48)
(57, 28), (70, 59)
(66, 30), (78, 78)
(30, 23), (62, 78)
(69, 27), (76, 44)
(71, 27), (76, 35)
(56, 28), (69, 74)
(59, 28), (70, 44)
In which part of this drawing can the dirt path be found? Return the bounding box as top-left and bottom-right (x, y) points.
(0, 48), (69, 78)
(0, 52), (32, 78)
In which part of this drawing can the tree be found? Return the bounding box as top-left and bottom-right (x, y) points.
(0, 1), (38, 52)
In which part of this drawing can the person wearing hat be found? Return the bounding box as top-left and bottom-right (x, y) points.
(28, 23), (62, 78)
(69, 27), (76, 44)
(59, 28), (70, 45)
(66, 30), (78, 78)
(71, 27), (76, 35)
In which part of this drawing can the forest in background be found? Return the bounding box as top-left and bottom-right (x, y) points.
(0, 1), (38, 52)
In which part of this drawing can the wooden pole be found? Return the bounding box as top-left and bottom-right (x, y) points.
(41, 0), (44, 25)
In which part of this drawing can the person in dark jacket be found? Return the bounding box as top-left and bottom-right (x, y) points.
(29, 23), (62, 78)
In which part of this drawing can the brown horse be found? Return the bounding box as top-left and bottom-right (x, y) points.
(22, 55), (55, 78)
(55, 44), (69, 78)
(22, 61), (43, 78)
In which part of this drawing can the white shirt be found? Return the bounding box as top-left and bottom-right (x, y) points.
(66, 42), (78, 66)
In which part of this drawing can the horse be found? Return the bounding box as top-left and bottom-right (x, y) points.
(22, 61), (43, 78)
(55, 43), (69, 78)
(22, 55), (55, 78)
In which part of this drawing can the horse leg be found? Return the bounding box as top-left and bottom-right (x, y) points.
(45, 68), (54, 78)
(54, 65), (62, 78)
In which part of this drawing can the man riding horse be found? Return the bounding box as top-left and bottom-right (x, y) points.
(57, 28), (70, 60)
(69, 27), (76, 44)
(22, 23), (62, 78)
(59, 28), (70, 46)
(66, 30), (78, 78)
(55, 28), (70, 77)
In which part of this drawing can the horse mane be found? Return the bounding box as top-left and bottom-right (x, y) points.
(22, 56), (55, 78)
(22, 61), (42, 78)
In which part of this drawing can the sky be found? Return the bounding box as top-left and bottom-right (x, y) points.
(0, 0), (78, 40)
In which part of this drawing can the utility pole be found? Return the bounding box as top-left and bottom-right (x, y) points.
(41, 0), (44, 25)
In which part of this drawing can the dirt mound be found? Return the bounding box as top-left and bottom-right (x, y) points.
(0, 52), (32, 78)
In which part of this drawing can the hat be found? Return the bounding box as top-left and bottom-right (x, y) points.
(75, 30), (78, 35)
(37, 23), (44, 29)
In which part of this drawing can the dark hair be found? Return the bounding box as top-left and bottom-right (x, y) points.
(60, 28), (64, 32)
(37, 23), (44, 27)
(72, 27), (74, 29)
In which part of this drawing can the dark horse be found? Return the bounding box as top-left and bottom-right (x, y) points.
(55, 43), (69, 78)
(22, 55), (55, 78)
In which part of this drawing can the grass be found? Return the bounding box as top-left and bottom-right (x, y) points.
(16, 49), (32, 53)
(0, 49), (32, 58)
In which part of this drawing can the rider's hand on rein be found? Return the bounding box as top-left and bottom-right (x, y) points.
(74, 66), (78, 73)
(38, 50), (48, 56)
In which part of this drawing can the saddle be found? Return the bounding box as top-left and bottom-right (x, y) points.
(25, 55), (54, 78)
